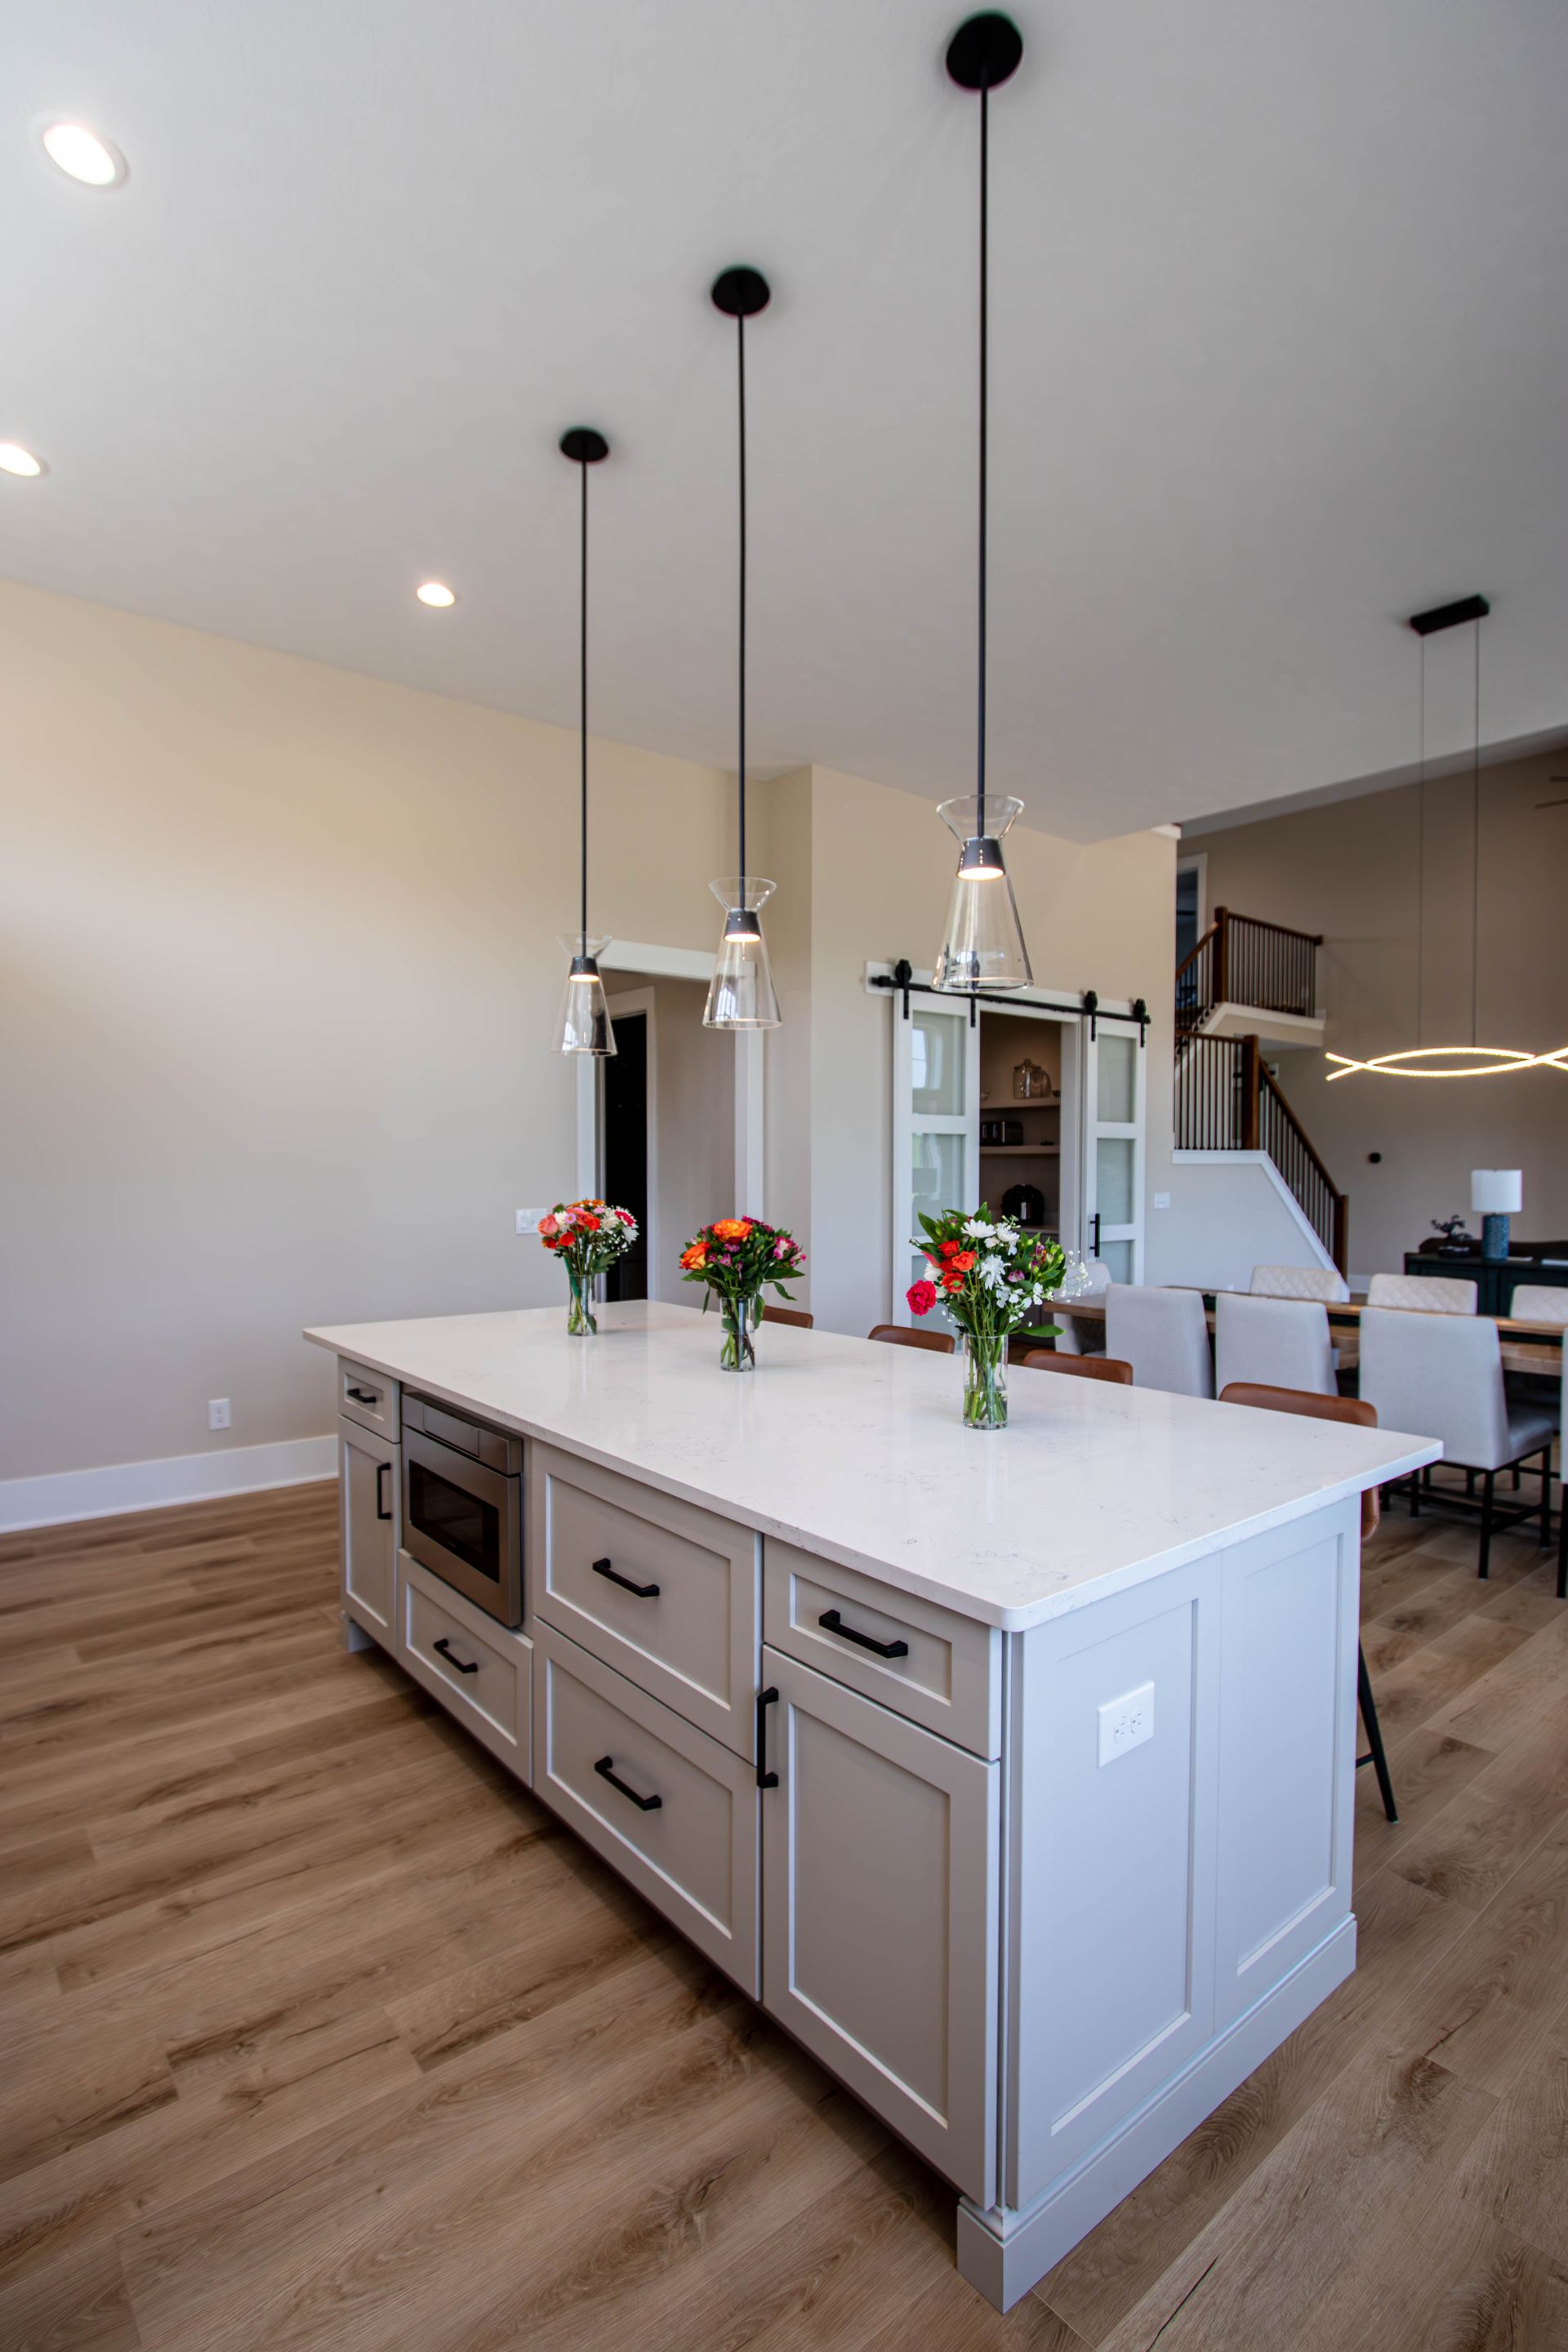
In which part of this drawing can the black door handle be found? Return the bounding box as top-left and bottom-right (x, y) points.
(756, 1686), (779, 1788)
(347, 1386), (379, 1405)
(818, 1608), (909, 1660)
(1089, 1213), (1101, 1255)
(594, 1755), (662, 1811)
(376, 1460), (392, 1521)
(433, 1637), (479, 1676)
(590, 1556), (661, 1599)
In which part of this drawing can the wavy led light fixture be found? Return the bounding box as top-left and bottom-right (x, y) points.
(1327, 1045), (1568, 1081)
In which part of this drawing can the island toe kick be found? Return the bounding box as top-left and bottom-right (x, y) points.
(316, 1314), (1407, 2313)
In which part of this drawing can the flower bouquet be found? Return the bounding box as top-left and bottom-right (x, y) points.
(907, 1209), (1066, 1430)
(679, 1217), (806, 1370)
(538, 1199), (639, 1335)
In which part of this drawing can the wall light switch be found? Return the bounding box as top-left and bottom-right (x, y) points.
(1098, 1681), (1154, 1766)
(207, 1398), (231, 1432)
(1153, 1192), (1170, 1209)
(516, 1208), (550, 1235)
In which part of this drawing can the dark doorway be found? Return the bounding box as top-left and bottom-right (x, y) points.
(1175, 864), (1201, 966)
(602, 1012), (648, 1301)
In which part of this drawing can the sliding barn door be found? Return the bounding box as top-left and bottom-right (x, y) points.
(1081, 1025), (1147, 1283)
(891, 998), (981, 1325)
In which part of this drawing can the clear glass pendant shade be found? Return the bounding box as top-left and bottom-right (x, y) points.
(932, 797), (1031, 991)
(702, 880), (781, 1030)
(554, 933), (617, 1055)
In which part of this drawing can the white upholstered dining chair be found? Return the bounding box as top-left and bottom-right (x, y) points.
(1214, 1292), (1336, 1396)
(1104, 1285), (1214, 1399)
(1365, 1272), (1478, 1314)
(1358, 1307), (1557, 1575)
(1250, 1264), (1351, 1303)
(1049, 1258), (1111, 1355)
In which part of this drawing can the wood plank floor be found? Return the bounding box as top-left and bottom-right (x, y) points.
(2, 1487), (1566, 2351)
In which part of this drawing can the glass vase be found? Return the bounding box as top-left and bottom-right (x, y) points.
(719, 1294), (756, 1371)
(961, 1331), (1008, 1430)
(566, 1267), (597, 1338)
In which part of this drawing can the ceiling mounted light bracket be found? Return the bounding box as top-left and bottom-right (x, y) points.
(933, 13), (1033, 995)
(554, 425), (616, 1057)
(704, 265), (782, 1031)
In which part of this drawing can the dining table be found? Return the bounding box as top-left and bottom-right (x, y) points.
(1049, 1292), (1566, 1379)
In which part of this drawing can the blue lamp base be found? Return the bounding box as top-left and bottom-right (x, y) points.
(1481, 1213), (1511, 1263)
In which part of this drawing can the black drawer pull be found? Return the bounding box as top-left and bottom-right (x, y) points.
(818, 1608), (909, 1660)
(433, 1637), (479, 1676)
(376, 1460), (393, 1521)
(346, 1386), (379, 1405)
(756, 1686), (779, 1789)
(591, 1557), (661, 1599)
(594, 1755), (662, 1811)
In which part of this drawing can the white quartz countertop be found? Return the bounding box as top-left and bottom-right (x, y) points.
(305, 1303), (1439, 1630)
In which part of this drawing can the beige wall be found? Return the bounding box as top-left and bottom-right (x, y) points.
(0, 582), (732, 1480)
(757, 765), (1177, 1338)
(1192, 753), (1568, 1283)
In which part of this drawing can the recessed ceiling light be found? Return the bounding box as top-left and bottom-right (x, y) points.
(42, 122), (127, 186)
(0, 443), (46, 478)
(416, 581), (457, 608)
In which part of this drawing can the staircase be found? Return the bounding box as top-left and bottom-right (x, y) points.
(1174, 1031), (1348, 1273)
(1174, 913), (1347, 1274)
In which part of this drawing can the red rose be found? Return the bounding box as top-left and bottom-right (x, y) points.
(951, 1250), (976, 1272)
(906, 1279), (938, 1316)
(938, 1239), (961, 1258)
(941, 1272), (964, 1294)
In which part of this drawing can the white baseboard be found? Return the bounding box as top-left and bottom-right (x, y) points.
(0, 1434), (336, 1534)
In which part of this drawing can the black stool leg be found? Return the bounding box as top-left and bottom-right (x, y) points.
(1477, 1469), (1495, 1579)
(1356, 1644), (1398, 1824)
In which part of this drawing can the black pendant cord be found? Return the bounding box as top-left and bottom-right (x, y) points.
(737, 308), (748, 909)
(1472, 618), (1481, 1049)
(1416, 635), (1425, 1047)
(977, 74), (989, 842)
(578, 454), (590, 959)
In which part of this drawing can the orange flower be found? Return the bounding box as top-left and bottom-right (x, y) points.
(940, 1271), (964, 1293)
(951, 1250), (976, 1272)
(711, 1218), (752, 1241)
(680, 1241), (708, 1270)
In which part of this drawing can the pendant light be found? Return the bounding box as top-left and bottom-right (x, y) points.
(554, 426), (616, 1057)
(1326, 596), (1567, 1080)
(933, 12), (1032, 995)
(703, 266), (782, 1031)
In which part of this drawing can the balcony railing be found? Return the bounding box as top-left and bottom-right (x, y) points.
(1174, 1031), (1348, 1272)
(1176, 907), (1321, 1035)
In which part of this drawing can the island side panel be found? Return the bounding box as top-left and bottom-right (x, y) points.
(964, 1494), (1361, 2308)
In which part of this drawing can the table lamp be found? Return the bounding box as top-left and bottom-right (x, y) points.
(1471, 1169), (1522, 1262)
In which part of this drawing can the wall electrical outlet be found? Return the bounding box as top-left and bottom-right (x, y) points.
(515, 1208), (550, 1235)
(1153, 1192), (1171, 1209)
(207, 1398), (231, 1432)
(1098, 1681), (1154, 1766)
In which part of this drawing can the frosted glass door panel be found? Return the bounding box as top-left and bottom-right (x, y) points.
(1101, 1240), (1134, 1283)
(1096, 1033), (1138, 1125)
(913, 1131), (966, 1223)
(911, 1011), (965, 1116)
(1095, 1138), (1135, 1227)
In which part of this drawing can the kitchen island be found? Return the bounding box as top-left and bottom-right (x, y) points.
(306, 1300), (1437, 2311)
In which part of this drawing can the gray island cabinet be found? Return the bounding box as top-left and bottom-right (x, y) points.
(308, 1301), (1436, 2310)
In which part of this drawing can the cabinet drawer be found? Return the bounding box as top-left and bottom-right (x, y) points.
(338, 1357), (400, 1441)
(764, 1541), (1001, 1758)
(530, 1444), (759, 1758)
(398, 1551), (531, 1784)
(532, 1620), (758, 1994)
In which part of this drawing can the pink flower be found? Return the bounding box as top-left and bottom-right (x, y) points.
(616, 1208), (635, 1226)
(538, 1214), (559, 1238)
(906, 1279), (938, 1316)
(773, 1239), (791, 1258)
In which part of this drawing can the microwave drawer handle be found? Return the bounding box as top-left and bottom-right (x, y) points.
(346, 1385), (379, 1405)
(591, 1557), (661, 1600)
(593, 1755), (662, 1811)
(433, 1637), (479, 1677)
(818, 1608), (909, 1660)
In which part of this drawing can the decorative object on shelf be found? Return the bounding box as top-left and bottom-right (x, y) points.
(1428, 1214), (1477, 1258)
(932, 11), (1032, 996)
(538, 1199), (639, 1334)
(907, 1206), (1065, 1429)
(679, 1216), (805, 1369)
(704, 267), (782, 1031)
(1472, 1169), (1522, 1262)
(1327, 596), (1567, 1082)
(1002, 1116), (1023, 1145)
(1013, 1058), (1049, 1098)
(554, 428), (617, 1057)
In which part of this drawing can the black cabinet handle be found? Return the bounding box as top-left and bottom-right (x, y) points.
(756, 1686), (779, 1789)
(433, 1637), (479, 1676)
(594, 1755), (662, 1811)
(346, 1386), (379, 1405)
(818, 1608), (909, 1660)
(590, 1556), (660, 1600)
(376, 1460), (392, 1521)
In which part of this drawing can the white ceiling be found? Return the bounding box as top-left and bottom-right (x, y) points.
(5, 1), (1566, 842)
